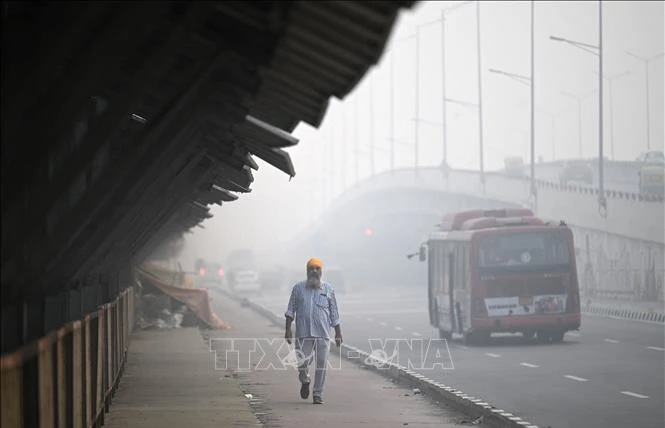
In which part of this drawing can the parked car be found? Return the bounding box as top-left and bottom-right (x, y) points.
(637, 151), (664, 164)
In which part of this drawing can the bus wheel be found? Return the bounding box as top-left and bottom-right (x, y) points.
(438, 328), (452, 340)
(522, 330), (536, 341)
(550, 330), (565, 343)
(536, 330), (551, 343)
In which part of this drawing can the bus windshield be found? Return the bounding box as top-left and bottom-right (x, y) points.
(478, 231), (570, 268)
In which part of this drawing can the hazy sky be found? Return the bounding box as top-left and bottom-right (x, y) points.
(182, 1), (664, 266)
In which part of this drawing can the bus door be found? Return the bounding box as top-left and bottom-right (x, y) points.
(448, 252), (457, 333)
(430, 241), (450, 331)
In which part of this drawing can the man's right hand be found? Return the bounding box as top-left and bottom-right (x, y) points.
(285, 328), (292, 344)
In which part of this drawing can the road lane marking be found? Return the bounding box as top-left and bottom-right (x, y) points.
(485, 353), (501, 358)
(379, 322), (388, 327)
(412, 332), (422, 337)
(520, 362), (539, 368)
(620, 391), (649, 399)
(647, 346), (665, 351)
(564, 375), (588, 382)
(366, 317), (374, 322)
(603, 338), (620, 344)
(395, 326), (403, 332)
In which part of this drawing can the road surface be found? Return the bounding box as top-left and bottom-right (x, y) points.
(244, 286), (664, 428)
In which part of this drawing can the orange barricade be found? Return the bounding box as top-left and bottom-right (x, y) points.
(135, 267), (230, 330)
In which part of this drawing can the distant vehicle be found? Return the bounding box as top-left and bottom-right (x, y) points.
(231, 270), (262, 294)
(419, 208), (581, 345)
(194, 258), (225, 288)
(638, 165), (665, 196)
(636, 151), (664, 164)
(226, 249), (261, 293)
(559, 160), (593, 186)
(504, 156), (525, 177)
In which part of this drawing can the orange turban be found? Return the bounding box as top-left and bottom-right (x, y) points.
(306, 258), (323, 269)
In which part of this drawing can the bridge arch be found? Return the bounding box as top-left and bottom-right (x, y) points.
(285, 184), (520, 290)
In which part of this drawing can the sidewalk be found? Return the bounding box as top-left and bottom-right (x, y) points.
(103, 328), (259, 428)
(103, 296), (466, 428)
(206, 295), (466, 427)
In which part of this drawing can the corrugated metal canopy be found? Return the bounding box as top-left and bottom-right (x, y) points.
(248, 0), (416, 132)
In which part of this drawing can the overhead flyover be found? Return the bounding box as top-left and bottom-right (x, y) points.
(0, 1), (417, 353)
(285, 165), (663, 298)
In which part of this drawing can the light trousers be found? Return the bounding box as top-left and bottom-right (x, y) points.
(295, 337), (330, 397)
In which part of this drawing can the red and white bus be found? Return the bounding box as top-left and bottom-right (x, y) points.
(423, 208), (581, 344)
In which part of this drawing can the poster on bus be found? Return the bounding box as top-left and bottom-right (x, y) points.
(485, 294), (567, 317)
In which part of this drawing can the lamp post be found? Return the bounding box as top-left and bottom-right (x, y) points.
(625, 51), (665, 151)
(354, 93), (359, 183)
(488, 66), (536, 205)
(369, 77), (375, 176)
(440, 1), (474, 171)
(476, 0), (485, 189)
(387, 33), (417, 173)
(559, 89), (597, 158)
(550, 0), (605, 216)
(593, 70), (630, 160)
(341, 108), (347, 191)
(415, 25), (420, 173)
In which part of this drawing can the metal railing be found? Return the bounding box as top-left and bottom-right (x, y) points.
(1, 288), (135, 428)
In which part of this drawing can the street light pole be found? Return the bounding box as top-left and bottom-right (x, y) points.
(487, 67), (535, 198)
(369, 77), (375, 176)
(476, 1), (485, 189)
(441, 7), (448, 170)
(390, 50), (395, 173)
(551, 116), (556, 160)
(550, 28), (606, 214)
(577, 98), (583, 158)
(341, 109), (347, 190)
(439, 1), (473, 171)
(530, 0), (536, 207)
(598, 0), (605, 214)
(415, 26), (421, 173)
(354, 93), (359, 183)
(626, 51), (665, 151)
(560, 90), (596, 158)
(593, 70), (629, 160)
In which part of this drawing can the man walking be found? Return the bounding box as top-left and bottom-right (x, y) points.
(284, 258), (342, 404)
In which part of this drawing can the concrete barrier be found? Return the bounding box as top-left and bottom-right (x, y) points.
(582, 301), (665, 324)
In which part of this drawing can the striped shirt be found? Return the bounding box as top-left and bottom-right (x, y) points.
(285, 281), (341, 340)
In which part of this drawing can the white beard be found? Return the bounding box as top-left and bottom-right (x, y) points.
(306, 277), (321, 288)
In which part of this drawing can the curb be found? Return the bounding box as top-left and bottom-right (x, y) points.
(582, 304), (665, 324)
(221, 290), (541, 428)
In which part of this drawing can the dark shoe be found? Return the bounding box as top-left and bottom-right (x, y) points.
(313, 396), (323, 404)
(300, 382), (310, 399)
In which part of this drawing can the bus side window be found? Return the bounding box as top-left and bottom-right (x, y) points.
(460, 245), (466, 289)
(455, 247), (460, 289)
(460, 245), (467, 289)
(439, 243), (447, 294)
